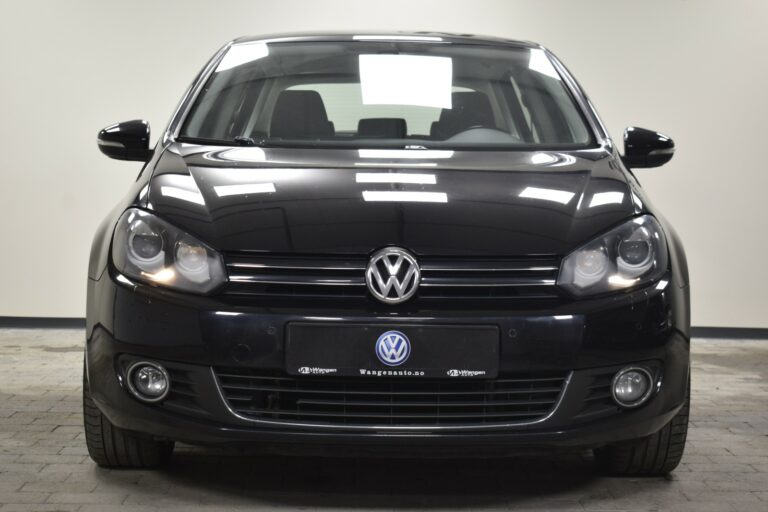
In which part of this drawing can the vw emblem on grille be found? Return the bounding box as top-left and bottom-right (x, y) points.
(365, 247), (420, 304)
(375, 331), (411, 366)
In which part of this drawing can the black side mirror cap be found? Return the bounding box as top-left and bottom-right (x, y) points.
(622, 127), (675, 169)
(97, 120), (152, 162)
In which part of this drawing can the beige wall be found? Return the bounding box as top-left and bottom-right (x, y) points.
(0, 0), (766, 327)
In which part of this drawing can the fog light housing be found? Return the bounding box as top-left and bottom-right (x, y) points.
(126, 361), (170, 403)
(611, 367), (653, 408)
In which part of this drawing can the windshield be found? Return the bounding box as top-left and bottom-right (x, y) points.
(178, 41), (595, 150)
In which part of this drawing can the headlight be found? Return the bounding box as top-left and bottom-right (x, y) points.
(112, 208), (226, 294)
(557, 215), (668, 296)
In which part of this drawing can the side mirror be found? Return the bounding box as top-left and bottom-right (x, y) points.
(622, 127), (674, 169)
(97, 120), (152, 162)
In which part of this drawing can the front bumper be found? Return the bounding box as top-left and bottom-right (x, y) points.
(85, 270), (690, 454)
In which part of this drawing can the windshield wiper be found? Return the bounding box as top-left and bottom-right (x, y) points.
(176, 136), (235, 146)
(233, 136), (257, 146)
(175, 135), (267, 147)
(176, 136), (438, 150)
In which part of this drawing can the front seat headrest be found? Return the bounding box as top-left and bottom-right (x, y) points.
(357, 118), (407, 138)
(431, 92), (496, 138)
(270, 90), (335, 139)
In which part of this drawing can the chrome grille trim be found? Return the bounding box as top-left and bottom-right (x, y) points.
(223, 254), (561, 300)
(419, 263), (559, 272)
(420, 277), (557, 287)
(228, 261), (366, 271)
(228, 275), (366, 286)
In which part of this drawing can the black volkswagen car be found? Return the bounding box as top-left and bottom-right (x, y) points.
(86, 32), (689, 475)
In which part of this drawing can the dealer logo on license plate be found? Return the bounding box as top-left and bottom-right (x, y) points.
(375, 330), (411, 366)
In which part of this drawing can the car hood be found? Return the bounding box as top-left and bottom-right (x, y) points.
(144, 144), (638, 256)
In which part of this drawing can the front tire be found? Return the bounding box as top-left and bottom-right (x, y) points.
(83, 366), (174, 468)
(593, 380), (689, 476)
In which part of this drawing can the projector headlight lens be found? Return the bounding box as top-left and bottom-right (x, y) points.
(175, 240), (210, 282)
(128, 222), (164, 262)
(618, 239), (651, 267)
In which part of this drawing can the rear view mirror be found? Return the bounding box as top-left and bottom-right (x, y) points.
(622, 127), (674, 169)
(97, 120), (152, 162)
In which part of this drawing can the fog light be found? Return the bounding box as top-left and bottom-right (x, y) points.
(126, 361), (170, 403)
(612, 367), (653, 408)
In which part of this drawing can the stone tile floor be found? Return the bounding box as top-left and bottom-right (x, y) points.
(0, 328), (766, 511)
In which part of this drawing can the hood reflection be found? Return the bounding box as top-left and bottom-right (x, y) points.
(210, 147), (267, 162)
(362, 191), (448, 203)
(589, 191), (625, 208)
(355, 173), (437, 184)
(358, 149), (454, 159)
(519, 186), (575, 205)
(159, 175), (205, 206)
(214, 183), (276, 197)
(530, 152), (578, 167)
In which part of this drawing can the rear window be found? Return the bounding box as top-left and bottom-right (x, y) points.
(288, 83), (476, 136)
(179, 41), (594, 150)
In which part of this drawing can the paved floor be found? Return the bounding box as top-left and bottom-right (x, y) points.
(0, 329), (766, 512)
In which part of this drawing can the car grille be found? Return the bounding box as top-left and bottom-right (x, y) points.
(223, 253), (561, 301)
(160, 366), (210, 418)
(214, 369), (569, 427)
(573, 368), (621, 422)
(573, 363), (661, 423)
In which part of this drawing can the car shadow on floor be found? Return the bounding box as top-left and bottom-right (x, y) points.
(133, 447), (614, 508)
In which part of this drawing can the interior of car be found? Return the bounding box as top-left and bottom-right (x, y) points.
(180, 43), (593, 148)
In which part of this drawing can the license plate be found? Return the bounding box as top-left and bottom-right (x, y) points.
(285, 323), (499, 378)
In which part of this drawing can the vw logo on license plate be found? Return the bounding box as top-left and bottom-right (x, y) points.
(375, 330), (411, 366)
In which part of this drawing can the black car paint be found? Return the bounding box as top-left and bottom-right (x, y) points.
(148, 146), (634, 256)
(623, 127), (676, 169)
(97, 120), (153, 162)
(87, 32), (689, 453)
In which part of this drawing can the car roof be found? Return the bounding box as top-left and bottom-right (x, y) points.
(232, 31), (541, 49)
